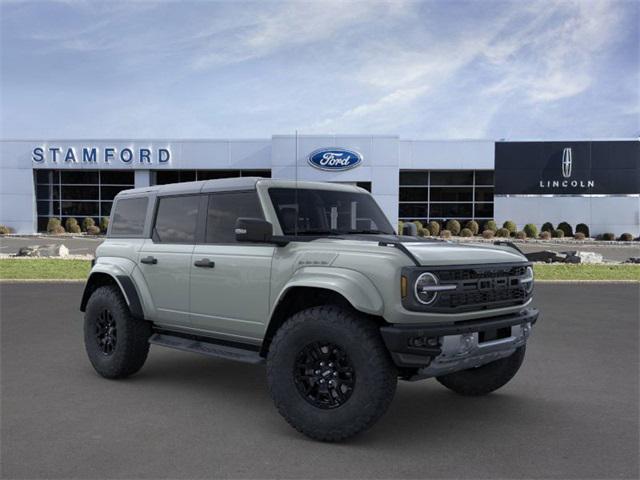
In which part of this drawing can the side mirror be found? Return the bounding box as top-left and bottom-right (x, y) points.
(235, 218), (274, 243)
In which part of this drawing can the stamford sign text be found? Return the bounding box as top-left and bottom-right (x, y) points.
(32, 146), (171, 164)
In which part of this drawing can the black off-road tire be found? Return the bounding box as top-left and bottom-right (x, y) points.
(436, 346), (526, 396)
(266, 305), (397, 442)
(84, 285), (151, 379)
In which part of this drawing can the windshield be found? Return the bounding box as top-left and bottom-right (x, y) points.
(268, 188), (395, 236)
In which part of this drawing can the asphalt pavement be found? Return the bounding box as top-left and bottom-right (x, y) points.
(1, 283), (638, 479)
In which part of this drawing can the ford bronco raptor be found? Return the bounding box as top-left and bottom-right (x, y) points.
(81, 178), (538, 441)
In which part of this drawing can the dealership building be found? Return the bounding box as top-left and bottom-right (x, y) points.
(0, 136), (638, 235)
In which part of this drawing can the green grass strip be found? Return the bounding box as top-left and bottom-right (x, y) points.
(533, 263), (640, 281)
(0, 259), (91, 280)
(0, 259), (638, 281)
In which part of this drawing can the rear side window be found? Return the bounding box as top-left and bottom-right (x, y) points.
(206, 191), (263, 243)
(153, 195), (200, 244)
(109, 197), (148, 237)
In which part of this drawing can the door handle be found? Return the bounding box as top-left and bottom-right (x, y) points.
(140, 256), (157, 265)
(194, 258), (215, 268)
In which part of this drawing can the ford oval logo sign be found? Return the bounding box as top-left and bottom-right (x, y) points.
(307, 148), (362, 171)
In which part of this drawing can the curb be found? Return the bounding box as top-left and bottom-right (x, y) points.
(536, 279), (639, 283)
(0, 279), (86, 283)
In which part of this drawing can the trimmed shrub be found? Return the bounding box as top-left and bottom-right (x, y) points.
(412, 220), (423, 230)
(460, 228), (473, 237)
(574, 232), (586, 240)
(100, 217), (109, 232)
(552, 229), (565, 238)
(484, 220), (497, 232)
(539, 231), (551, 240)
(428, 221), (441, 236)
(464, 220), (479, 235)
(523, 223), (538, 238)
(445, 219), (461, 236)
(599, 232), (615, 241)
(618, 233), (633, 241)
(541, 222), (554, 233)
(86, 225), (101, 235)
(557, 221), (573, 237)
(82, 217), (96, 232)
(481, 229), (495, 239)
(575, 223), (590, 238)
(502, 220), (517, 235)
(397, 221), (404, 234)
(496, 228), (510, 238)
(0, 224), (13, 234)
(65, 217), (81, 234)
(515, 231), (527, 240)
(46, 218), (61, 234)
(417, 226), (431, 237)
(440, 229), (452, 239)
(50, 225), (65, 235)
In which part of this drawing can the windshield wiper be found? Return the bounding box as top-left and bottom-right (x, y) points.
(344, 229), (391, 235)
(292, 229), (344, 236)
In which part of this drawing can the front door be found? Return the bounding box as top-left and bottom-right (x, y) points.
(137, 194), (201, 327)
(189, 191), (274, 343)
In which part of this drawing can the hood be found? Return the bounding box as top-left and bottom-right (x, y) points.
(402, 240), (526, 266)
(312, 234), (527, 266)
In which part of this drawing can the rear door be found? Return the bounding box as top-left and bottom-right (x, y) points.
(189, 190), (274, 342)
(137, 194), (202, 327)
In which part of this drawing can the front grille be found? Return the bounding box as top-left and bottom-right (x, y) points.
(437, 265), (527, 282)
(439, 285), (527, 310)
(403, 263), (532, 313)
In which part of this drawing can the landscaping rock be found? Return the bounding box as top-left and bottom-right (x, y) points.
(568, 251), (604, 264)
(525, 250), (566, 263)
(16, 244), (69, 258)
(624, 257), (640, 264)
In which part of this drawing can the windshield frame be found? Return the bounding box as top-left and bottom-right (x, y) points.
(267, 187), (395, 237)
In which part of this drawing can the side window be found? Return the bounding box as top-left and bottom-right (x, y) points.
(206, 191), (263, 243)
(109, 197), (148, 237)
(153, 195), (200, 244)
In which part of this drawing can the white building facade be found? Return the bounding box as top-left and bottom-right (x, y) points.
(0, 136), (637, 236)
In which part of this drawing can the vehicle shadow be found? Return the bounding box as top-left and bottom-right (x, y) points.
(130, 350), (552, 446)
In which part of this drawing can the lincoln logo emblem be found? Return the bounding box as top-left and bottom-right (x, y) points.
(562, 147), (572, 178)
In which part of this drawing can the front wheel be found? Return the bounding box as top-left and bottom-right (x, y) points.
(266, 305), (397, 442)
(436, 346), (526, 396)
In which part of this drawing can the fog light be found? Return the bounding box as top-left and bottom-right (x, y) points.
(409, 336), (439, 348)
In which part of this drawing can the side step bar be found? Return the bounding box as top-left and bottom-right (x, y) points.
(149, 333), (265, 364)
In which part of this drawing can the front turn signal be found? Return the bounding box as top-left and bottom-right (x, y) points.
(401, 275), (408, 298)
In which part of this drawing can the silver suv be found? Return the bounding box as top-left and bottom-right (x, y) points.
(81, 178), (538, 441)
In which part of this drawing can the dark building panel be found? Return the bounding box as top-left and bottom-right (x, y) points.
(495, 141), (640, 195)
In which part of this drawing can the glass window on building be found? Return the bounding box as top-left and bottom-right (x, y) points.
(34, 170), (134, 232)
(398, 170), (494, 224)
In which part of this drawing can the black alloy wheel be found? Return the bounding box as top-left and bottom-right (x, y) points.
(95, 308), (117, 355)
(293, 342), (356, 409)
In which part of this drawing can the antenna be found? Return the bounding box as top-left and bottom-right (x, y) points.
(294, 129), (298, 237)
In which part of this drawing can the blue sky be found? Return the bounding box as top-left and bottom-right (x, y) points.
(1, 0), (638, 139)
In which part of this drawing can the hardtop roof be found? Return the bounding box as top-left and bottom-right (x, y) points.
(115, 177), (364, 198)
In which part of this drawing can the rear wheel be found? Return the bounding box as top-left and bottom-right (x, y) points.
(436, 346), (526, 396)
(84, 285), (151, 379)
(267, 305), (397, 442)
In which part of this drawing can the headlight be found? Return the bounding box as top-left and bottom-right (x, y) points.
(414, 272), (456, 305)
(522, 266), (534, 294)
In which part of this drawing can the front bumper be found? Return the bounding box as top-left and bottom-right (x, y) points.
(380, 308), (539, 379)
